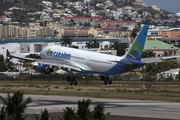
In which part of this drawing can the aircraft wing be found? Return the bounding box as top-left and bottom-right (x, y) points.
(141, 55), (180, 64)
(7, 51), (84, 72)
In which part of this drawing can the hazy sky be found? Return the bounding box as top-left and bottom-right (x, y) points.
(143, 0), (180, 13)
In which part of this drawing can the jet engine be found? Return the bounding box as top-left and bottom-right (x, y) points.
(37, 64), (53, 74)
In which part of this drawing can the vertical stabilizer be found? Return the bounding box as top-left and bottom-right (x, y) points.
(125, 25), (149, 61)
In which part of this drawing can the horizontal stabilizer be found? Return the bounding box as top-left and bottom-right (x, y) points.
(141, 55), (180, 64)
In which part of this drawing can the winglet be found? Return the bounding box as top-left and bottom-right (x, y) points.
(125, 25), (149, 61)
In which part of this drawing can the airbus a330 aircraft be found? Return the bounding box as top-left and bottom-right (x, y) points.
(7, 25), (180, 85)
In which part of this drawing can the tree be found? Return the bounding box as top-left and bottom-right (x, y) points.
(54, 30), (59, 37)
(59, 107), (76, 120)
(130, 30), (137, 38)
(70, 19), (75, 26)
(26, 54), (41, 59)
(61, 36), (72, 47)
(35, 109), (54, 120)
(141, 51), (157, 80)
(85, 41), (92, 49)
(0, 91), (32, 120)
(84, 22), (91, 27)
(142, 50), (156, 58)
(59, 99), (110, 120)
(40, 21), (47, 27)
(0, 55), (5, 72)
(91, 104), (110, 120)
(76, 99), (92, 120)
(0, 106), (6, 120)
(137, 10), (142, 14)
(85, 39), (100, 49)
(3, 55), (14, 72)
(141, 51), (177, 81)
(70, 45), (79, 49)
(110, 40), (128, 56)
(91, 39), (100, 48)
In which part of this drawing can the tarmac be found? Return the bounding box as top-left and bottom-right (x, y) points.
(0, 93), (180, 120)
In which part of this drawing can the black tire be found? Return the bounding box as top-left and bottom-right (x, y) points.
(74, 80), (78, 85)
(69, 81), (73, 85)
(101, 76), (105, 81)
(106, 76), (109, 80)
(104, 80), (107, 85)
(71, 76), (75, 81)
(108, 80), (112, 85)
(66, 76), (71, 81)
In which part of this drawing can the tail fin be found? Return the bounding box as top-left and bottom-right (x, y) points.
(125, 25), (149, 61)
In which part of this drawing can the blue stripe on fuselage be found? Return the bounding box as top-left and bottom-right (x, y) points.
(80, 59), (145, 75)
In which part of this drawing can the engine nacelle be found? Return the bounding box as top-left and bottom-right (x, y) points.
(37, 64), (53, 74)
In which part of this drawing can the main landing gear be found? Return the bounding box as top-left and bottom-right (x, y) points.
(66, 70), (78, 85)
(66, 76), (77, 85)
(101, 76), (112, 85)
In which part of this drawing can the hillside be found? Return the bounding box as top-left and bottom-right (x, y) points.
(0, 0), (175, 24)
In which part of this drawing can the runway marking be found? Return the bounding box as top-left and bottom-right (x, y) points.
(31, 106), (54, 120)
(31, 107), (41, 114)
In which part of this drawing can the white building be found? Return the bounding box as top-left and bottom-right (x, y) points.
(175, 12), (180, 17)
(53, 14), (61, 18)
(147, 25), (170, 37)
(2, 18), (11, 23)
(74, 6), (83, 12)
(111, 10), (121, 19)
(84, 0), (91, 4)
(0, 42), (58, 63)
(73, 1), (83, 6)
(42, 1), (52, 7)
(160, 68), (180, 81)
(8, 6), (23, 11)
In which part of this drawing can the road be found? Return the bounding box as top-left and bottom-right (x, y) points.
(0, 93), (179, 120)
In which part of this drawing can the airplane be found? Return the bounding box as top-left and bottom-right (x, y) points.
(6, 25), (180, 85)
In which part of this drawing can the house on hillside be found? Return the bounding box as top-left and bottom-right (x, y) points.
(162, 31), (180, 45)
(126, 40), (180, 56)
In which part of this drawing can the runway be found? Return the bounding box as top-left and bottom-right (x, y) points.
(0, 93), (180, 120)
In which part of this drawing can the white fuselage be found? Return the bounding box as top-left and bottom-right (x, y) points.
(40, 45), (125, 74)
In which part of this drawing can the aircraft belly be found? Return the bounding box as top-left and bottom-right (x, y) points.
(88, 61), (113, 72)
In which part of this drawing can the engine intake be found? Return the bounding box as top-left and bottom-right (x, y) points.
(37, 64), (53, 74)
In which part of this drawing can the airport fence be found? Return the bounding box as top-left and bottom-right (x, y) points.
(0, 73), (98, 81)
(0, 73), (179, 81)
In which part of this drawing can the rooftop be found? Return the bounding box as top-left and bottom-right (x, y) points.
(64, 16), (101, 19)
(126, 40), (179, 50)
(144, 40), (179, 50)
(0, 38), (122, 44)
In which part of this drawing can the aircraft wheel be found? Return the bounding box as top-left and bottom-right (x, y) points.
(101, 76), (105, 81)
(108, 80), (112, 85)
(73, 80), (78, 85)
(71, 76), (75, 81)
(69, 81), (73, 85)
(105, 76), (109, 80)
(104, 80), (107, 85)
(66, 76), (71, 81)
